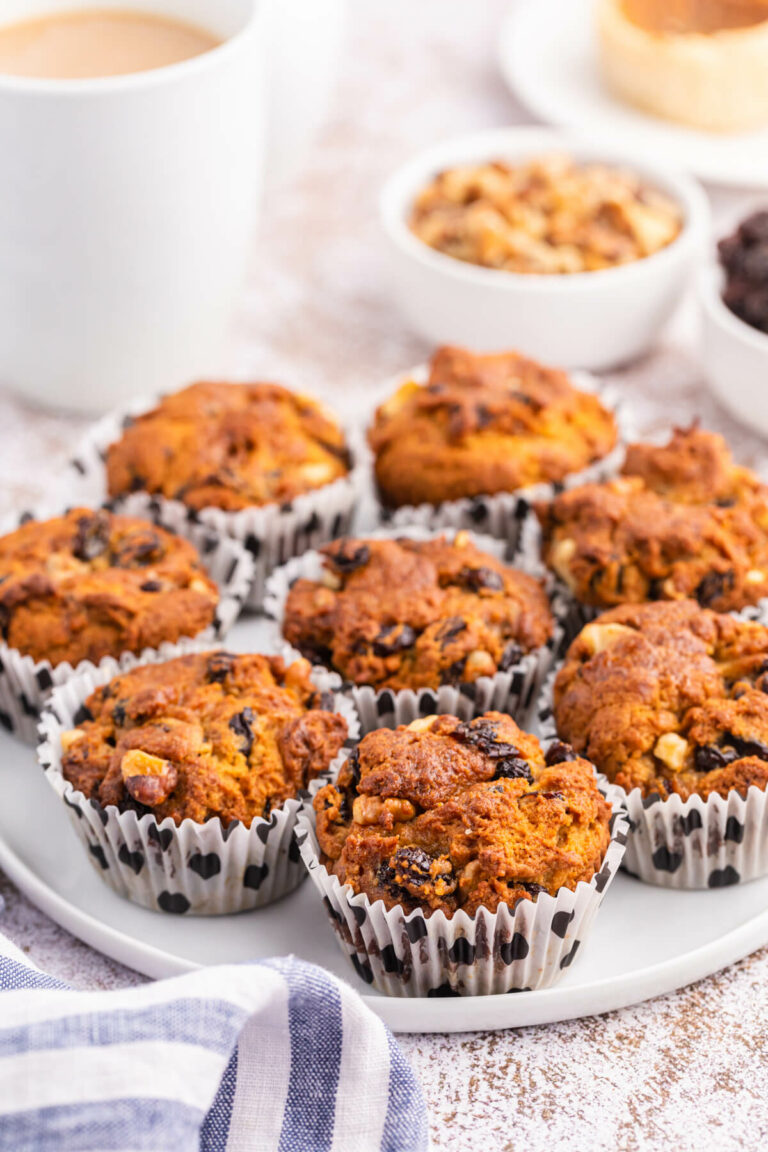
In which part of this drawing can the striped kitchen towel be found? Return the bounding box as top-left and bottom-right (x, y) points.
(0, 931), (428, 1152)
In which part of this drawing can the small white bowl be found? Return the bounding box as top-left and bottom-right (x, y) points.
(379, 127), (710, 371)
(701, 264), (768, 437)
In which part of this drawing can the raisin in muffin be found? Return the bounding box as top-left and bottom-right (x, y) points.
(0, 508), (218, 667)
(368, 345), (618, 509)
(537, 425), (768, 612)
(314, 712), (611, 917)
(554, 600), (768, 801)
(61, 651), (348, 825)
(282, 532), (553, 691)
(106, 381), (351, 512)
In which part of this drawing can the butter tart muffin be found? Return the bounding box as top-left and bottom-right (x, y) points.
(537, 425), (768, 614)
(296, 713), (628, 995)
(276, 530), (556, 729)
(0, 507), (219, 669)
(80, 381), (358, 611)
(61, 651), (348, 823)
(315, 713), (611, 916)
(40, 650), (355, 914)
(368, 345), (618, 510)
(541, 599), (768, 887)
(105, 381), (351, 512)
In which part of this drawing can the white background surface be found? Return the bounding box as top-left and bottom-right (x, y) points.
(2, 2), (768, 1149)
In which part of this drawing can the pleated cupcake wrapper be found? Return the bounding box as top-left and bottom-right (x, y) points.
(65, 399), (367, 611)
(295, 788), (630, 997)
(0, 512), (253, 746)
(263, 524), (564, 733)
(536, 665), (768, 889)
(37, 647), (360, 915)
(375, 376), (633, 553)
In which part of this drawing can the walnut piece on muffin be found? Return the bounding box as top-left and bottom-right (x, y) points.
(314, 712), (611, 917)
(60, 652), (348, 825)
(554, 599), (768, 801)
(368, 345), (617, 509)
(282, 532), (553, 691)
(537, 425), (768, 612)
(106, 381), (351, 512)
(0, 508), (219, 667)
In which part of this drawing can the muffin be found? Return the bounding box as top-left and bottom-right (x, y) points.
(537, 425), (768, 615)
(0, 506), (252, 744)
(105, 381), (351, 512)
(0, 507), (218, 667)
(316, 713), (611, 913)
(546, 600), (768, 887)
(368, 345), (619, 512)
(297, 713), (628, 995)
(71, 381), (361, 610)
(274, 530), (557, 730)
(40, 650), (355, 913)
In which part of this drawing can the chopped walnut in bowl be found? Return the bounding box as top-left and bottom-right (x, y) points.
(409, 154), (683, 275)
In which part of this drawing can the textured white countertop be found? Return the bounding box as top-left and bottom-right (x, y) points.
(1, 3), (768, 1149)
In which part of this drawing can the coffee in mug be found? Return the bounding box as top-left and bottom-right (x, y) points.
(0, 8), (220, 79)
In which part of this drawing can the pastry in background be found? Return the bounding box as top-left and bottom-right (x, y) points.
(596, 0), (768, 133)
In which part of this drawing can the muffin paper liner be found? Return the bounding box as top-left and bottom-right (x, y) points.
(294, 782), (630, 997)
(37, 647), (360, 915)
(0, 509), (253, 746)
(65, 398), (367, 611)
(536, 666), (768, 889)
(373, 373), (634, 554)
(263, 525), (565, 733)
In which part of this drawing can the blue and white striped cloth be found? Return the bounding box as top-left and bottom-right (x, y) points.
(0, 931), (428, 1152)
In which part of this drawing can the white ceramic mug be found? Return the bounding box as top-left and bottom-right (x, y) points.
(0, 0), (264, 413)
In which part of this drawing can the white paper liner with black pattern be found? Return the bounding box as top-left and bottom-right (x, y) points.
(294, 781), (629, 997)
(64, 397), (367, 611)
(262, 525), (564, 733)
(0, 508), (253, 746)
(536, 665), (768, 889)
(372, 369), (634, 555)
(38, 647), (360, 915)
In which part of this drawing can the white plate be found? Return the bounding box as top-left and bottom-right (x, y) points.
(3, 613), (768, 1031)
(499, 0), (768, 189)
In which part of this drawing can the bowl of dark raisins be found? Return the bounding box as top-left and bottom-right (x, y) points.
(701, 210), (768, 436)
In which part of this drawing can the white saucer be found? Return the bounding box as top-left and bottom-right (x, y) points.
(2, 611), (768, 1032)
(499, 0), (768, 189)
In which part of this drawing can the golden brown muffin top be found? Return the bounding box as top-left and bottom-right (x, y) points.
(60, 651), (348, 826)
(106, 381), (351, 512)
(554, 599), (768, 801)
(314, 712), (611, 917)
(0, 508), (218, 667)
(537, 425), (768, 613)
(368, 345), (618, 509)
(282, 532), (553, 692)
